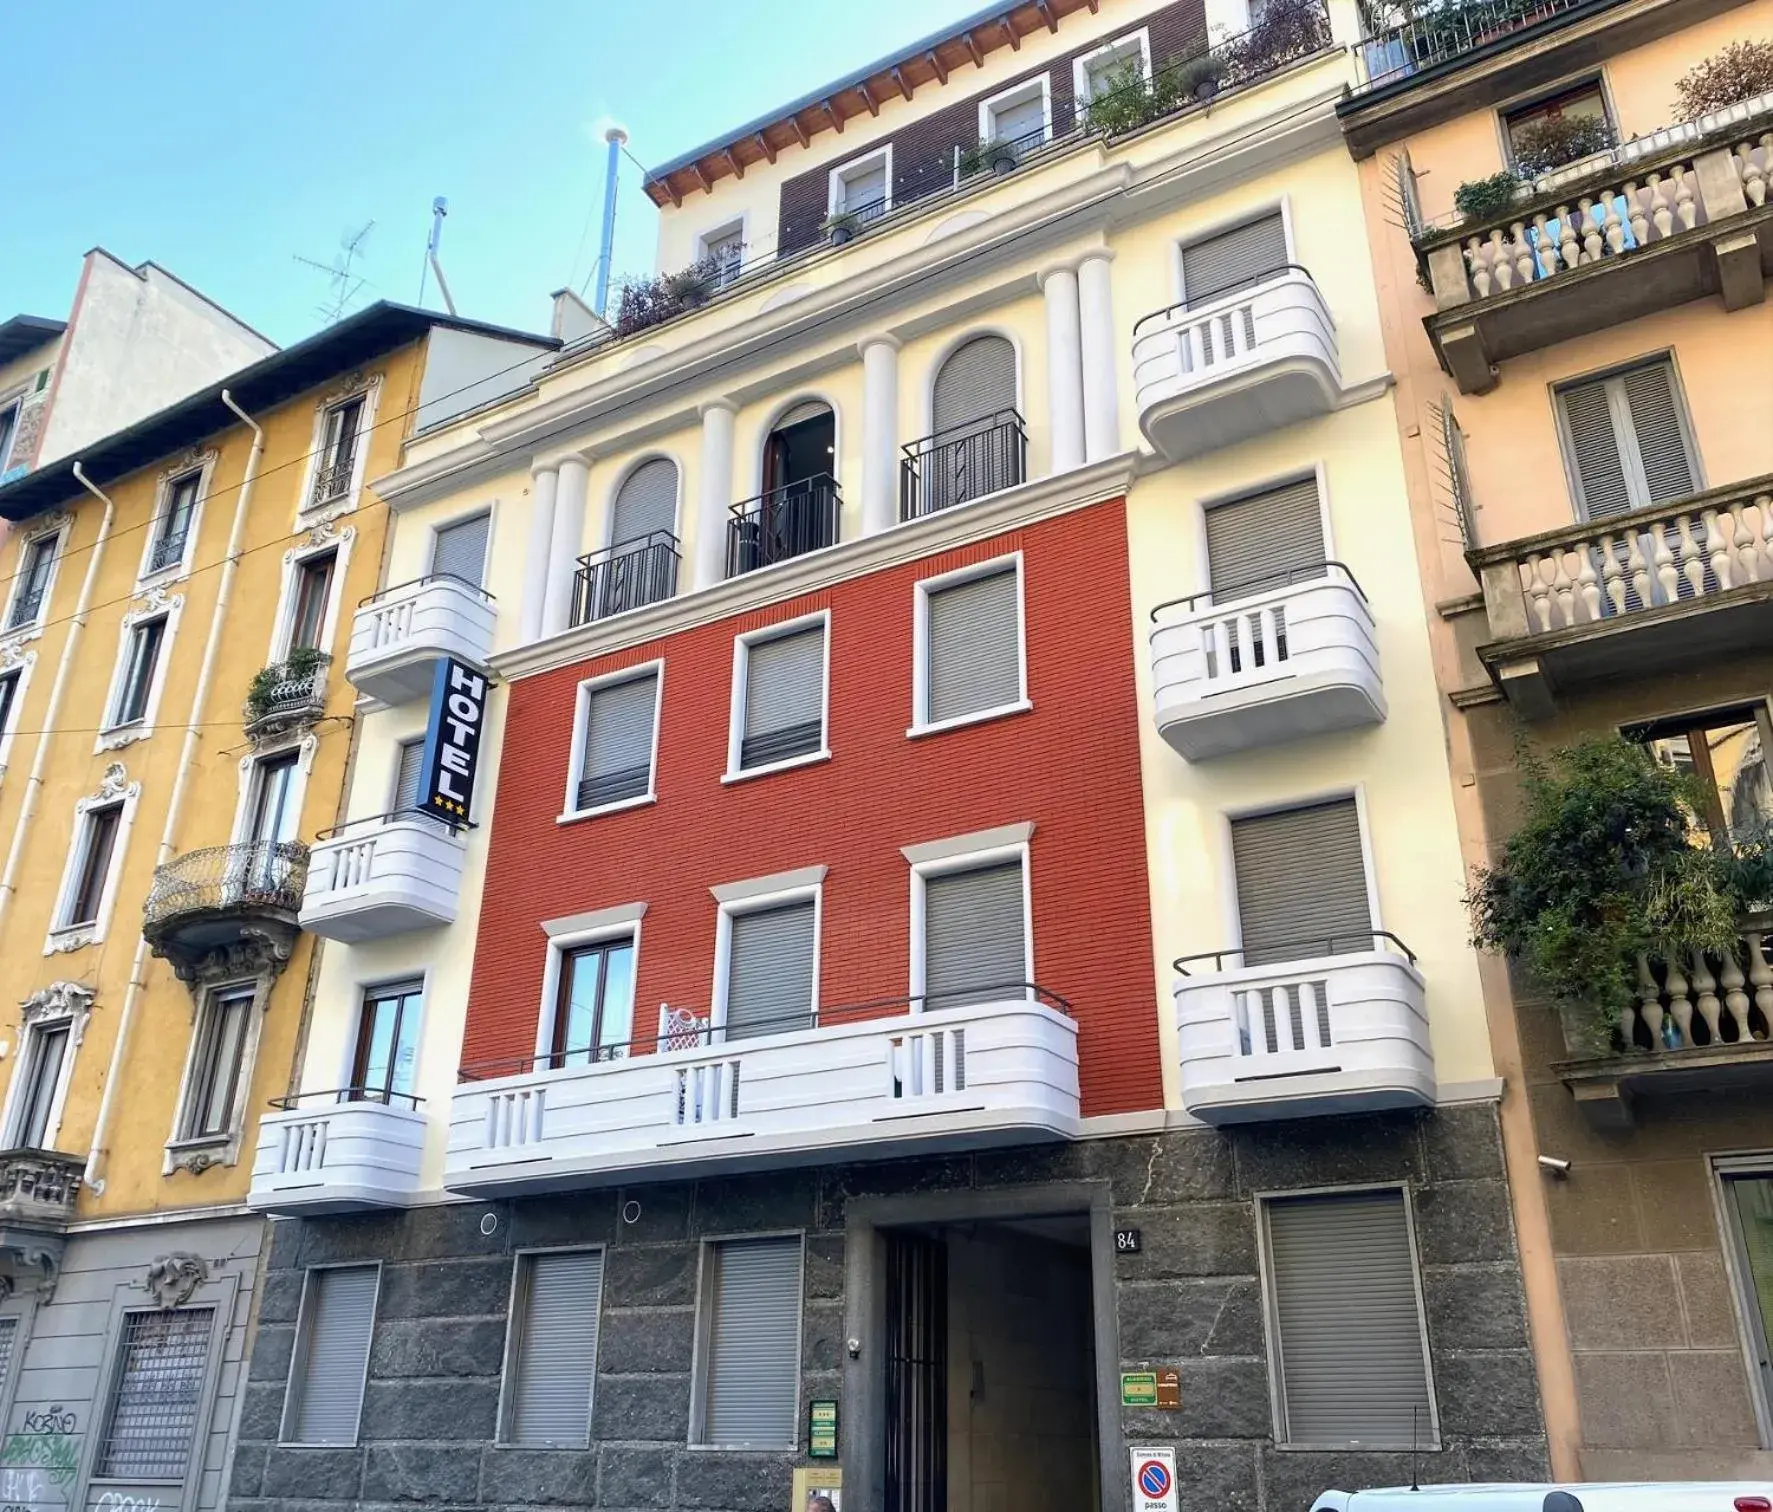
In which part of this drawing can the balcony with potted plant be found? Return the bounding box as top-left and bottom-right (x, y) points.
(243, 647), (329, 739)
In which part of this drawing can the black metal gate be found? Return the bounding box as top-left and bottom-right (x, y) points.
(883, 1231), (947, 1512)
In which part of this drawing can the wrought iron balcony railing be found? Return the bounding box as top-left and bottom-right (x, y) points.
(726, 475), (842, 578)
(899, 411), (1028, 521)
(1351, 0), (1593, 92)
(245, 653), (329, 733)
(144, 840), (310, 930)
(311, 453), (357, 506)
(147, 528), (190, 575)
(571, 531), (681, 626)
(6, 587), (44, 631)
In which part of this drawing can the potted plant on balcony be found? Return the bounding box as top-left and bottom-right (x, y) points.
(1453, 169), (1524, 222)
(1511, 113), (1612, 178)
(821, 210), (862, 247)
(960, 136), (1023, 179)
(663, 257), (718, 311)
(1178, 52), (1227, 102)
(245, 645), (327, 727)
(1674, 38), (1773, 118)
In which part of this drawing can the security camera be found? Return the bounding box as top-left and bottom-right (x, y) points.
(846, 1338), (862, 1359)
(1538, 1155), (1571, 1176)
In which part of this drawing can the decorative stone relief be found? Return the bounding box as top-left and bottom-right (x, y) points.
(145, 1253), (208, 1307)
(18, 982), (93, 1036)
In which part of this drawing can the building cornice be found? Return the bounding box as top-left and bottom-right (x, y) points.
(491, 452), (1140, 682)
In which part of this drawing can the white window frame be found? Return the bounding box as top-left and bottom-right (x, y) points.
(269, 528), (355, 664)
(1073, 27), (1153, 104)
(428, 506), (496, 587)
(339, 970), (431, 1099)
(296, 376), (383, 525)
(279, 1261), (381, 1448)
(533, 902), (647, 1065)
(909, 552), (1031, 738)
(1552, 350), (1706, 523)
(45, 772), (141, 955)
(723, 611), (832, 783)
(827, 144), (894, 218)
(978, 75), (1053, 145)
(688, 1230), (807, 1450)
(1171, 197), (1297, 308)
(4, 521), (66, 637)
(227, 733), (318, 847)
(695, 217), (751, 287)
(495, 1243), (608, 1449)
(135, 454), (214, 588)
(1191, 461), (1335, 601)
(560, 660), (665, 823)
(163, 975), (271, 1173)
(1254, 1182), (1441, 1450)
(0, 652), (37, 780)
(96, 596), (183, 751)
(0, 984), (93, 1151)
(905, 826), (1036, 1007)
(1712, 1151), (1773, 1447)
(709, 867), (826, 1041)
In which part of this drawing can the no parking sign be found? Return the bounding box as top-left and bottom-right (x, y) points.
(1129, 1447), (1178, 1512)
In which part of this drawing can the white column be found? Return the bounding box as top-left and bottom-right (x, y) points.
(542, 454), (590, 636)
(1042, 264), (1086, 475)
(1078, 252), (1121, 463)
(520, 463), (559, 644)
(859, 335), (901, 537)
(695, 401), (738, 590)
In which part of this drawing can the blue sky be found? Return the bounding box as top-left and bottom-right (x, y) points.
(4, 0), (965, 346)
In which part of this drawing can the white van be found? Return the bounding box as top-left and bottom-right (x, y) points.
(1310, 1486), (1773, 1512)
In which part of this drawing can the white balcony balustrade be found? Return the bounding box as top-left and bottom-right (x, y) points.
(1148, 564), (1385, 760)
(1175, 933), (1433, 1123)
(444, 990), (1080, 1196)
(248, 1093), (429, 1214)
(1132, 267), (1343, 461)
(299, 812), (467, 941)
(347, 574), (496, 705)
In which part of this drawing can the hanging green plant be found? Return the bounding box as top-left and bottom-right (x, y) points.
(1453, 170), (1523, 222)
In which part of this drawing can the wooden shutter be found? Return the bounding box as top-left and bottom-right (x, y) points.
(725, 900), (816, 1040)
(505, 1249), (604, 1447)
(287, 1265), (378, 1445)
(394, 739), (425, 814)
(97, 1308), (214, 1480)
(924, 859), (1027, 1007)
(1266, 1191), (1434, 1447)
(703, 1236), (802, 1447)
(1204, 478), (1326, 602)
(741, 625), (825, 769)
(1230, 799), (1372, 966)
(579, 671), (659, 810)
(1621, 362), (1696, 503)
(927, 567), (1021, 725)
(1559, 376), (1635, 519)
(1559, 361), (1697, 519)
(1180, 213), (1288, 306)
(432, 513), (490, 587)
(611, 459), (679, 546)
(932, 337), (1018, 436)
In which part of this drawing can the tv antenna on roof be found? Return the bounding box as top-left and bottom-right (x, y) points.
(293, 221), (375, 324)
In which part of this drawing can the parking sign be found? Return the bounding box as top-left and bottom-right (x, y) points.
(1129, 1447), (1178, 1512)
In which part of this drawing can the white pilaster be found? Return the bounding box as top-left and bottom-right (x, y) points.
(542, 454), (590, 637)
(695, 401), (738, 590)
(859, 336), (902, 537)
(520, 464), (559, 645)
(1042, 265), (1086, 474)
(1078, 253), (1121, 463)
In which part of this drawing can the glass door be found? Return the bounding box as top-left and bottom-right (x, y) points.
(1722, 1169), (1773, 1435)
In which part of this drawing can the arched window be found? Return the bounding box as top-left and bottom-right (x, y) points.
(910, 337), (1023, 518)
(730, 402), (839, 577)
(609, 457), (678, 547)
(583, 458), (680, 623)
(932, 335), (1017, 436)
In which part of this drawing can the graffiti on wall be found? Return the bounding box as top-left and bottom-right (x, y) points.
(0, 1406), (80, 1512)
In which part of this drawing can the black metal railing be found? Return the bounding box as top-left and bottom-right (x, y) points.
(245, 653), (330, 730)
(1148, 561), (1369, 622)
(727, 476), (842, 578)
(359, 573), (495, 608)
(1352, 0), (1594, 92)
(571, 531), (680, 625)
(1175, 930), (1417, 974)
(147, 528), (189, 574)
(457, 983), (1074, 1083)
(314, 809), (474, 842)
(900, 411), (1027, 522)
(269, 1087), (425, 1111)
(6, 587), (44, 631)
(143, 841), (310, 930)
(311, 453), (356, 505)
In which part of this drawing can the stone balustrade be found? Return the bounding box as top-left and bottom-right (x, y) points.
(1621, 926), (1773, 1054)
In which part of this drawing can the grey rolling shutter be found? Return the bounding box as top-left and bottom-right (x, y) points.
(579, 671), (659, 810)
(741, 626), (825, 768)
(506, 1249), (604, 1447)
(927, 567), (1020, 725)
(1267, 1191), (1433, 1447)
(432, 513), (490, 587)
(1621, 362), (1696, 504)
(1231, 799), (1372, 966)
(394, 740), (425, 814)
(703, 1237), (802, 1447)
(1559, 377), (1634, 520)
(1205, 478), (1326, 602)
(611, 459), (679, 546)
(1180, 213), (1288, 306)
(924, 860), (1027, 1008)
(992, 91), (1046, 144)
(932, 337), (1018, 436)
(98, 1308), (214, 1479)
(725, 901), (816, 1040)
(287, 1265), (378, 1445)
(842, 160), (887, 213)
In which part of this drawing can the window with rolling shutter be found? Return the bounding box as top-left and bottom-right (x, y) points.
(834, 155), (889, 215)
(284, 1265), (378, 1446)
(923, 565), (1022, 727)
(0, 1317), (18, 1401)
(988, 86), (1047, 144)
(923, 858), (1028, 1009)
(1230, 799), (1372, 966)
(393, 738), (425, 814)
(1204, 477), (1326, 603)
(932, 337), (1018, 438)
(502, 1249), (604, 1447)
(737, 623), (825, 770)
(1264, 1190), (1435, 1447)
(723, 899), (816, 1040)
(698, 1236), (803, 1447)
(611, 459), (679, 546)
(97, 1307), (214, 1481)
(576, 669), (660, 812)
(1179, 212), (1289, 308)
(1556, 359), (1698, 521)
(431, 512), (490, 587)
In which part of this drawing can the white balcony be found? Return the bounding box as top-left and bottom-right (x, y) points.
(443, 995), (1080, 1196)
(347, 575), (496, 705)
(1133, 267), (1342, 461)
(248, 1097), (429, 1214)
(1175, 938), (1434, 1123)
(1149, 566), (1385, 760)
(299, 813), (466, 941)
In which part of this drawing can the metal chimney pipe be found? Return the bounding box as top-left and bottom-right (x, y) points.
(593, 125), (628, 318)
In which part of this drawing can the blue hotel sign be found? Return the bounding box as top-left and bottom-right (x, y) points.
(419, 657), (488, 825)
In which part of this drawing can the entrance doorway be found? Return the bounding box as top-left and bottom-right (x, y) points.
(882, 1214), (1100, 1512)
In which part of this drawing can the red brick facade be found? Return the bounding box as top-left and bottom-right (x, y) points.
(463, 498), (1163, 1116)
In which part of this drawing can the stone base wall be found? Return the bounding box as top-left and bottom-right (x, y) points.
(231, 1107), (1546, 1512)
